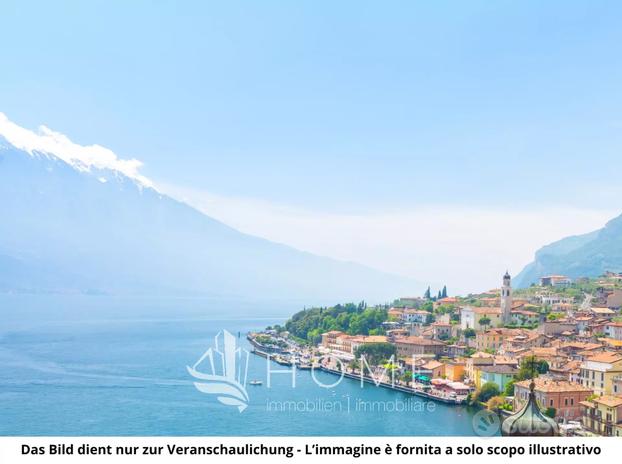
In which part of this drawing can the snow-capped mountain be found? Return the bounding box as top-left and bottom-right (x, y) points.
(0, 113), (419, 302)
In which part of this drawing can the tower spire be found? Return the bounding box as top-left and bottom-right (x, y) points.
(501, 270), (512, 325)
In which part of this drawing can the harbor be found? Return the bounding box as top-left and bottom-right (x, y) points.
(247, 332), (470, 405)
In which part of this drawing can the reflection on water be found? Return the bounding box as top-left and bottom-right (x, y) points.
(0, 295), (477, 436)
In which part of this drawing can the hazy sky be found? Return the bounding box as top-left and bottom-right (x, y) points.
(2, 1), (621, 293)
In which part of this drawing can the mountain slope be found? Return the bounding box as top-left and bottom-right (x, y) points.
(514, 214), (622, 287)
(0, 120), (420, 303)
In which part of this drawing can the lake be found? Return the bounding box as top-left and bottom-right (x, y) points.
(0, 295), (478, 436)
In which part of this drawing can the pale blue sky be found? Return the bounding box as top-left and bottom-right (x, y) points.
(2, 1), (621, 291)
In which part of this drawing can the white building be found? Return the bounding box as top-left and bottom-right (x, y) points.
(501, 271), (513, 325)
(604, 322), (622, 341)
(401, 309), (429, 324)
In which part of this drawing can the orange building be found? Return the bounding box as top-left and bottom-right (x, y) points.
(445, 360), (466, 381)
(514, 377), (592, 422)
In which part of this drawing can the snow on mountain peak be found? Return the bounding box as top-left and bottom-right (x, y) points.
(0, 112), (153, 188)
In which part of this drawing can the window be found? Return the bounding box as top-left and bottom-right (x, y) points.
(550, 399), (554, 407)
(571, 398), (574, 405)
(565, 398), (568, 406)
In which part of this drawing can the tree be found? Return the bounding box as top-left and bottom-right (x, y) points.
(424, 286), (431, 299)
(354, 342), (396, 365)
(348, 359), (360, 373)
(401, 370), (413, 386)
(476, 382), (501, 403)
(441, 285), (448, 298)
(463, 328), (476, 338)
(504, 380), (515, 396)
(421, 301), (434, 312)
(516, 355), (549, 381)
(544, 407), (556, 419)
(425, 313), (436, 325)
(487, 395), (505, 411)
(479, 316), (491, 328)
(437, 290), (442, 300)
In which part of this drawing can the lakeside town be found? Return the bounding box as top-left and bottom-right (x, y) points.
(248, 271), (622, 437)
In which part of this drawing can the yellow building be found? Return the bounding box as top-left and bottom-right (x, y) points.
(465, 352), (494, 385)
(581, 395), (622, 437)
(445, 360), (466, 381)
(579, 352), (622, 396)
(475, 328), (525, 352)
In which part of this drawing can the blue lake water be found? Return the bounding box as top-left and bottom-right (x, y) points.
(0, 295), (477, 436)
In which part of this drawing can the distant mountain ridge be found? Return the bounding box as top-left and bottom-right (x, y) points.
(0, 117), (421, 303)
(514, 213), (622, 287)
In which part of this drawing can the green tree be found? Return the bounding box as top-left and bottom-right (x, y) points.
(476, 382), (501, 403)
(441, 285), (448, 298)
(544, 407), (556, 419)
(421, 301), (434, 312)
(479, 316), (491, 328)
(516, 355), (549, 381)
(463, 328), (476, 338)
(504, 380), (515, 396)
(354, 342), (397, 365)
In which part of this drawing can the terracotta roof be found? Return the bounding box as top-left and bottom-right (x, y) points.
(481, 328), (525, 336)
(402, 309), (429, 315)
(514, 377), (592, 393)
(479, 364), (518, 374)
(395, 336), (446, 346)
(493, 357), (519, 365)
(591, 307), (615, 314)
(422, 360), (444, 370)
(586, 352), (622, 363)
(593, 395), (622, 408)
(511, 309), (539, 316)
(562, 341), (600, 349)
(470, 307), (502, 315)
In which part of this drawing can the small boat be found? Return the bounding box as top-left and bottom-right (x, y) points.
(249, 380), (263, 386)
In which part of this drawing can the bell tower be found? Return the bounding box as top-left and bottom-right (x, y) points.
(501, 271), (512, 325)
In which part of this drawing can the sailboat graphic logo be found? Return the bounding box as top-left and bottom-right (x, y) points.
(187, 330), (250, 412)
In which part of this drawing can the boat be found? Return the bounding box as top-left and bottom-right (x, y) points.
(274, 356), (292, 366)
(249, 380), (263, 386)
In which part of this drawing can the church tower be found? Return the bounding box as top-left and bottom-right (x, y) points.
(501, 271), (512, 325)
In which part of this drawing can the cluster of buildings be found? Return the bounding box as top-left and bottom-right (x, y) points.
(318, 272), (622, 436)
